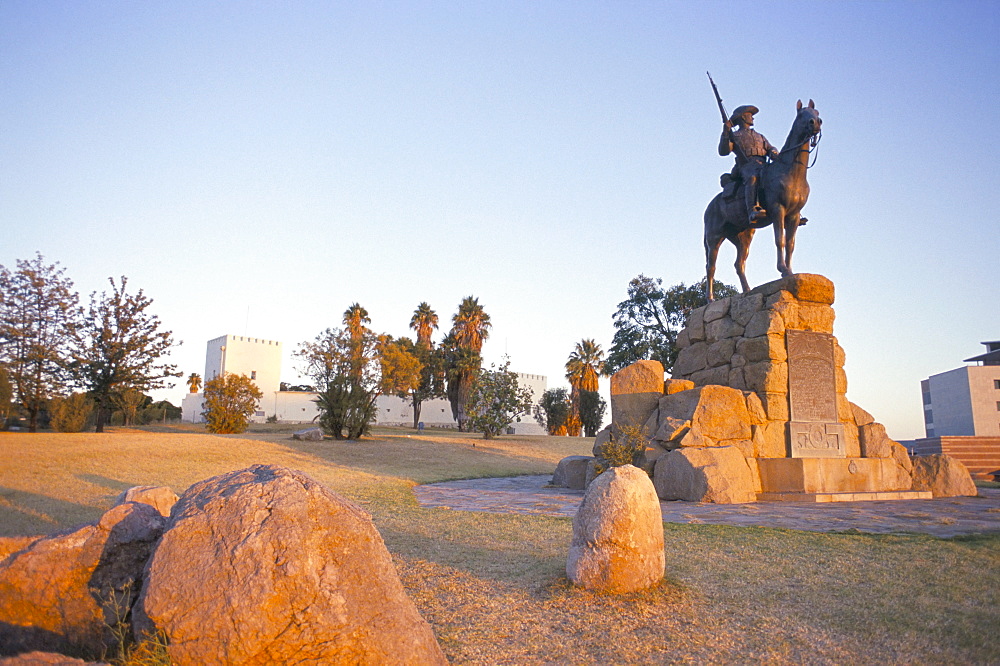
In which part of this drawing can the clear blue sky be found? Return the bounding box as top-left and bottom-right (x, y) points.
(3, 1), (997, 439)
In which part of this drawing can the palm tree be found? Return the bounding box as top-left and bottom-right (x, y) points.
(451, 296), (491, 353)
(409, 302), (439, 348)
(445, 297), (491, 431)
(565, 339), (605, 437)
(343, 303), (371, 342)
(566, 339), (604, 393)
(187, 372), (202, 393)
(342, 303), (372, 381)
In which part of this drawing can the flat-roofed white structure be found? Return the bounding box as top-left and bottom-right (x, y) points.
(182, 334), (282, 422)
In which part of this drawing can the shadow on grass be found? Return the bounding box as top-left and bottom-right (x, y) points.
(279, 435), (565, 485)
(76, 473), (135, 494)
(0, 486), (99, 537)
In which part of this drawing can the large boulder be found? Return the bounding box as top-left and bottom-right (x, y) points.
(552, 455), (591, 490)
(0, 503), (166, 657)
(653, 446), (757, 504)
(0, 537), (41, 562)
(567, 465), (664, 593)
(114, 485), (179, 518)
(610, 360), (664, 431)
(911, 454), (977, 497)
(655, 385), (754, 444)
(0, 653), (108, 665)
(134, 465), (446, 665)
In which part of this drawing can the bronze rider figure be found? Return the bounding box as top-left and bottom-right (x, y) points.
(719, 105), (779, 226)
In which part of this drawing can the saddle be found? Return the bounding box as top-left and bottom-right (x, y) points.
(719, 173), (741, 202)
(718, 173), (808, 226)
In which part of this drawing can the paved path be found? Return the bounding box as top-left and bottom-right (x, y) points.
(413, 475), (1000, 538)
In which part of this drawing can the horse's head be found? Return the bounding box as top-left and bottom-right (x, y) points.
(794, 98), (822, 140)
(779, 99), (822, 154)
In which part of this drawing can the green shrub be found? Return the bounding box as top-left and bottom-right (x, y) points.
(604, 424), (646, 467)
(49, 392), (93, 432)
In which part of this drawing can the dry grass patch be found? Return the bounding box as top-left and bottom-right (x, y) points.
(1, 430), (998, 664)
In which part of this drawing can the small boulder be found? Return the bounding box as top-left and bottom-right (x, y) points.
(911, 454), (977, 497)
(567, 465), (664, 593)
(653, 446), (757, 503)
(134, 465), (446, 665)
(114, 486), (179, 518)
(292, 427), (324, 441)
(552, 456), (591, 490)
(0, 503), (166, 657)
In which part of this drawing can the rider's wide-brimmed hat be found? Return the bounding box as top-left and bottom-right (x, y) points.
(729, 105), (759, 124)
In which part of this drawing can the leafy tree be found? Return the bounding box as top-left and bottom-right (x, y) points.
(297, 326), (381, 440)
(605, 276), (738, 376)
(202, 372), (263, 434)
(565, 339), (605, 437)
(140, 399), (181, 424)
(71, 277), (180, 432)
(187, 373), (201, 393)
(0, 364), (12, 428)
(280, 382), (315, 392)
(534, 387), (571, 435)
(466, 359), (533, 440)
(49, 392), (93, 432)
(579, 389), (607, 437)
(444, 296), (491, 431)
(111, 388), (148, 426)
(379, 336), (422, 400)
(0, 254), (80, 432)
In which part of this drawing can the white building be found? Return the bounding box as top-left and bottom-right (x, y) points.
(182, 334), (547, 434)
(181, 335), (282, 423)
(921, 341), (1000, 437)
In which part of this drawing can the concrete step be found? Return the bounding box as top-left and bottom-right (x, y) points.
(757, 490), (934, 503)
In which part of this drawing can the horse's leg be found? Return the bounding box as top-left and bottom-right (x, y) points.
(705, 232), (724, 301)
(771, 207), (792, 277)
(704, 197), (727, 301)
(732, 228), (755, 293)
(784, 213), (800, 275)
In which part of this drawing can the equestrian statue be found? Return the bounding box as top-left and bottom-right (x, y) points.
(703, 73), (823, 301)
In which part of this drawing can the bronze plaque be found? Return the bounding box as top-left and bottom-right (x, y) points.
(787, 330), (837, 422)
(786, 330), (844, 458)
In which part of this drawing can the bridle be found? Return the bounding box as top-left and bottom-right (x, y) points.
(778, 120), (822, 168)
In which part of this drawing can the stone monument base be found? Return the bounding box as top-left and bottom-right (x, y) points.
(756, 457), (909, 495)
(757, 490), (933, 503)
(554, 274), (979, 503)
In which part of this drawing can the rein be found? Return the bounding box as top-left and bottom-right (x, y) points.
(777, 128), (822, 168)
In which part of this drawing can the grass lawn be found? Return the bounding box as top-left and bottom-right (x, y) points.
(1, 426), (998, 664)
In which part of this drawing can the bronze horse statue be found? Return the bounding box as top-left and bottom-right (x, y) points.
(704, 100), (822, 300)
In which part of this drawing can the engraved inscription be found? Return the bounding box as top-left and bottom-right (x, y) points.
(786, 330), (838, 423)
(788, 421), (846, 458)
